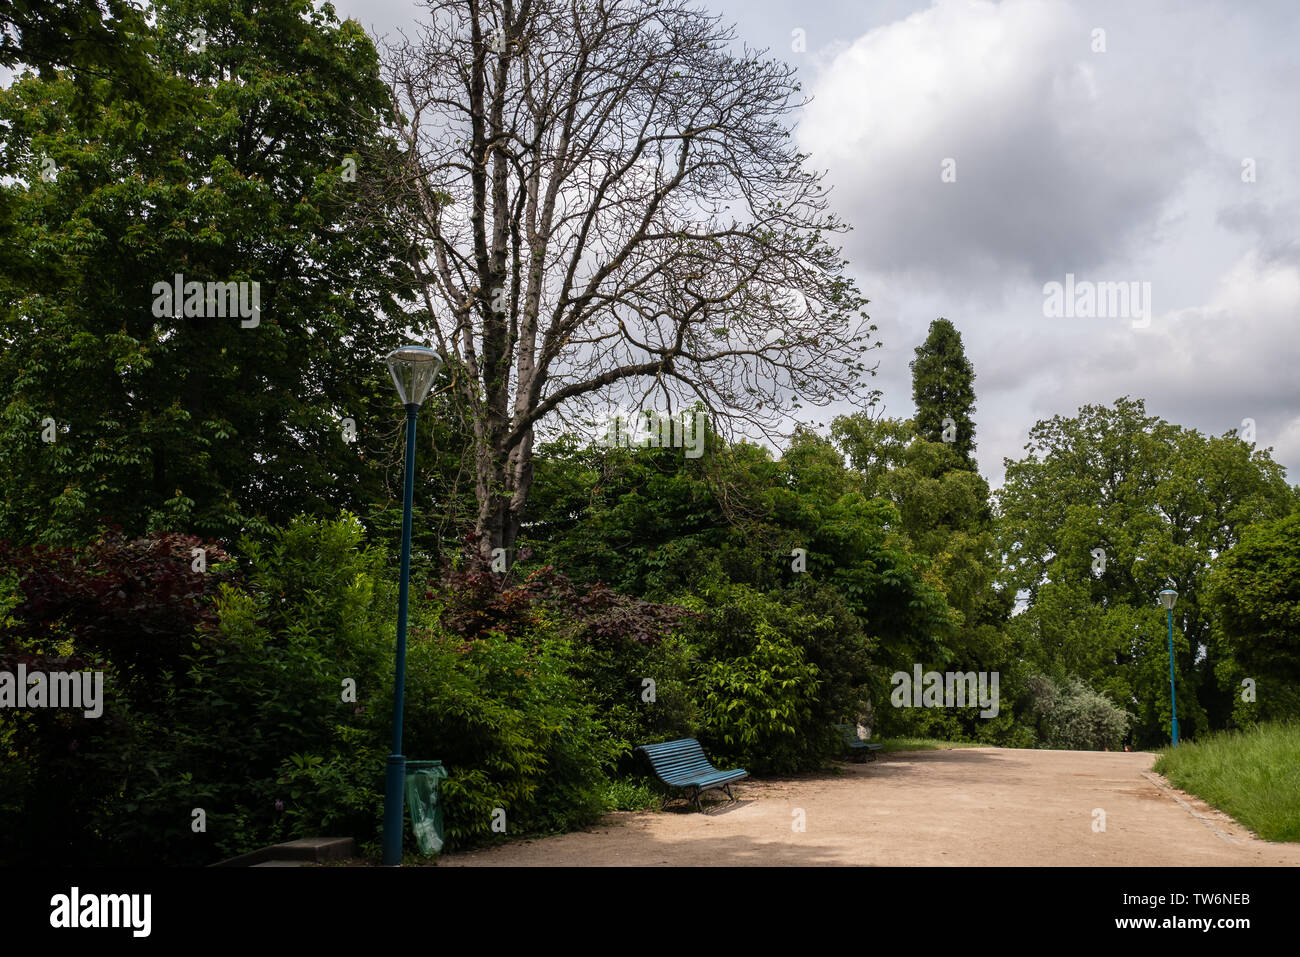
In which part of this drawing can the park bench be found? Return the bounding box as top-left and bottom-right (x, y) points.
(835, 723), (884, 762)
(636, 738), (747, 811)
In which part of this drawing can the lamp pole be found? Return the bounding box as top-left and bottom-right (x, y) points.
(1158, 588), (1179, 746)
(382, 346), (442, 866)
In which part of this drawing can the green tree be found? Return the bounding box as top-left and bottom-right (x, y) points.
(910, 317), (977, 466)
(0, 0), (182, 119)
(0, 0), (425, 548)
(997, 397), (1296, 744)
(1206, 507), (1300, 724)
(832, 322), (1015, 743)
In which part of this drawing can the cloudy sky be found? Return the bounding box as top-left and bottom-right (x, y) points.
(337, 0), (1299, 488)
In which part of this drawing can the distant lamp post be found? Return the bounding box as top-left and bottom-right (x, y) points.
(382, 345), (442, 866)
(1158, 588), (1179, 746)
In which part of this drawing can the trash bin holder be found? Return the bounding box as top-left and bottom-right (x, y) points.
(404, 760), (448, 856)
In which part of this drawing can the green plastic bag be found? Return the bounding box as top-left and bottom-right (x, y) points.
(405, 760), (448, 856)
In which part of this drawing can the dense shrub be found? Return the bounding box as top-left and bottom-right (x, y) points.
(1027, 672), (1132, 750)
(2, 517), (710, 863)
(0, 529), (238, 864)
(0, 515), (394, 865)
(0, 529), (238, 693)
(679, 583), (841, 773)
(151, 514), (394, 862)
(432, 543), (698, 767)
(872, 657), (1038, 749)
(569, 633), (697, 767)
(396, 625), (616, 847)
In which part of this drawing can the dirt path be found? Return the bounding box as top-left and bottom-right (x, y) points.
(441, 748), (1300, 866)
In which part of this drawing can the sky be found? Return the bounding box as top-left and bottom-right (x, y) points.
(291, 1), (1300, 487)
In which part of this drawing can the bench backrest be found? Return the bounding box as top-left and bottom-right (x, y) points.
(637, 738), (718, 779)
(834, 723), (862, 744)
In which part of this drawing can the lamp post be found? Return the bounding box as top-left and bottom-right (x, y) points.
(1158, 588), (1179, 747)
(382, 345), (442, 866)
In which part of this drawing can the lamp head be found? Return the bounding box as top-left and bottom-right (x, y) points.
(1158, 588), (1178, 611)
(385, 346), (442, 408)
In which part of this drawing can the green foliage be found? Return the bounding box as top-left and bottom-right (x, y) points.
(680, 584), (834, 773)
(0, 514), (393, 865)
(0, 0), (183, 120)
(697, 629), (823, 774)
(398, 625), (617, 848)
(997, 397), (1295, 745)
(570, 635), (698, 767)
(832, 324), (1016, 745)
(1026, 672), (1132, 751)
(602, 776), (659, 812)
(527, 423), (949, 739)
(0, 0), (422, 548)
(871, 659), (1037, 748)
(1205, 507), (1300, 724)
(910, 317), (977, 465)
(275, 734), (387, 852)
(109, 514), (393, 863)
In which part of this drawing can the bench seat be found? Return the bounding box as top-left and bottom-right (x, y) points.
(637, 738), (747, 810)
(834, 723), (884, 761)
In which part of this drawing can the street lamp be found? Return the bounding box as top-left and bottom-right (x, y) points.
(1158, 587), (1179, 746)
(382, 345), (442, 866)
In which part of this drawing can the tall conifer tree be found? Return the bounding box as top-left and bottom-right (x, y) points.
(910, 317), (977, 468)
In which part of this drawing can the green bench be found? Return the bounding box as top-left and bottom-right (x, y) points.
(835, 723), (884, 762)
(637, 738), (747, 811)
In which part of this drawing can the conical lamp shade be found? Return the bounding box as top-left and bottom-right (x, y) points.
(386, 346), (443, 407)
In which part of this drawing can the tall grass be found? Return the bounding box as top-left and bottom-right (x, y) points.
(1153, 722), (1300, 842)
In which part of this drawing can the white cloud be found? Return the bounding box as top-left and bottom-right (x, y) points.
(798, 0), (1202, 285)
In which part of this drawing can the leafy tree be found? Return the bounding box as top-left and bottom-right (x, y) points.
(1206, 507), (1300, 723)
(0, 0), (422, 548)
(0, 0), (182, 119)
(997, 397), (1295, 744)
(832, 321), (1013, 742)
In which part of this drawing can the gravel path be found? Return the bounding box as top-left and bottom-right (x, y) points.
(440, 747), (1300, 866)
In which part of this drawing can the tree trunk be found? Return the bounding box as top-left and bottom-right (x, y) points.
(473, 424), (535, 562)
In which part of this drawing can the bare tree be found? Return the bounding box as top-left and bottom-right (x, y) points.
(378, 0), (879, 557)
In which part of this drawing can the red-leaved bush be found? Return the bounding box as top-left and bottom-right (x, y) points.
(0, 528), (237, 692)
(433, 533), (695, 646)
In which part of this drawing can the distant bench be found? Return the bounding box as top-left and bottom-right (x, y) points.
(835, 724), (884, 762)
(636, 738), (747, 811)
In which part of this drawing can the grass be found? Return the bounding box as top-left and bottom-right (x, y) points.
(878, 737), (986, 752)
(603, 775), (659, 811)
(1152, 721), (1300, 842)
